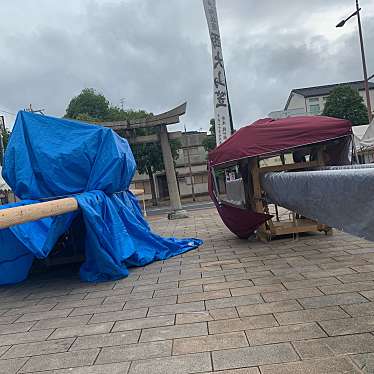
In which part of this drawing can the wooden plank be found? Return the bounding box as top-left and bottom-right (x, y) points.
(0, 197), (78, 229)
(0, 189), (145, 229)
(259, 160), (323, 174)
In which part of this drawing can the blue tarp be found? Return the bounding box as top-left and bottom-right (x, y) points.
(0, 111), (202, 285)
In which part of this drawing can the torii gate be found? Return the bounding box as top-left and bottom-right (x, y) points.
(101, 102), (188, 219)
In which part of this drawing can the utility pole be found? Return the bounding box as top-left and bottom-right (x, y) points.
(184, 125), (196, 202)
(356, 0), (372, 123)
(336, 0), (372, 122)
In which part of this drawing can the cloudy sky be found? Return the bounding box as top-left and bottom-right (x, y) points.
(1, 0), (373, 132)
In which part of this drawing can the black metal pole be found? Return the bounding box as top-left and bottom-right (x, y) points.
(356, 0), (373, 122)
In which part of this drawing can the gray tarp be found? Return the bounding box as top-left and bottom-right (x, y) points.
(262, 164), (374, 241)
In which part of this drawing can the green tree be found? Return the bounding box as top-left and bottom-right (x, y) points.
(322, 85), (369, 126)
(65, 88), (110, 120)
(65, 89), (181, 205)
(202, 118), (216, 152)
(1, 127), (10, 150)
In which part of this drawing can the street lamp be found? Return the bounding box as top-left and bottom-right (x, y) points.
(336, 0), (373, 122)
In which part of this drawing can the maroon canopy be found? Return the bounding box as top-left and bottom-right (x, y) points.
(209, 116), (352, 167)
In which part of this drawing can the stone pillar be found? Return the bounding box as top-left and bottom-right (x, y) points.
(159, 124), (188, 219)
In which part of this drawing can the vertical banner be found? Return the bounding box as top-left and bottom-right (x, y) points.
(203, 0), (233, 145)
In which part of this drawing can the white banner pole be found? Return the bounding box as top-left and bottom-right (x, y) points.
(203, 0), (234, 145)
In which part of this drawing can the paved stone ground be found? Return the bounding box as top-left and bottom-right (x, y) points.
(1, 208), (374, 373)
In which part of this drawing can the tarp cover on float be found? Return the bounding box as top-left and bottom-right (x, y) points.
(0, 111), (202, 285)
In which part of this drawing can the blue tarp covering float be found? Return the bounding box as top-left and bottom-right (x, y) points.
(0, 111), (202, 285)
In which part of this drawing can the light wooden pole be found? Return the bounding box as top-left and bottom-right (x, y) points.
(0, 189), (145, 230)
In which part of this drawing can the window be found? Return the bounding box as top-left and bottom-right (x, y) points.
(194, 175), (203, 184)
(309, 104), (320, 114)
(309, 97), (319, 102)
(323, 96), (329, 101)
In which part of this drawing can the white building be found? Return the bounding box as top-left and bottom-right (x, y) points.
(269, 80), (374, 118)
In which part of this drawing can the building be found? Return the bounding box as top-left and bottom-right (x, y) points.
(285, 80), (374, 116)
(269, 80), (374, 118)
(131, 130), (209, 203)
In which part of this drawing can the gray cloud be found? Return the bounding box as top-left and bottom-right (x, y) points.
(0, 0), (373, 131)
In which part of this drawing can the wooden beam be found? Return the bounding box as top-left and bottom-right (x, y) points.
(0, 189), (144, 229)
(0, 198), (78, 229)
(101, 102), (187, 130)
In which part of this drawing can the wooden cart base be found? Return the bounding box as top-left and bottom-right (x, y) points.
(256, 217), (332, 242)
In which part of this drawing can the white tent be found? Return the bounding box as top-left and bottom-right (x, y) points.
(0, 166), (10, 190)
(359, 118), (374, 148)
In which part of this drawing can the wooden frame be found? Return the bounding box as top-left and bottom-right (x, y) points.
(249, 145), (332, 241)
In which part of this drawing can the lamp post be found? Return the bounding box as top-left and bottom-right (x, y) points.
(337, 0), (372, 122)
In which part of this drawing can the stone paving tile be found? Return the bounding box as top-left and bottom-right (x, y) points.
(202, 369), (260, 374)
(31, 315), (92, 330)
(16, 308), (73, 323)
(262, 287), (323, 302)
(245, 322), (326, 345)
(212, 343), (299, 371)
(176, 311), (213, 324)
(319, 315), (374, 336)
(173, 331), (248, 355)
(318, 281), (374, 295)
(260, 357), (360, 374)
(178, 289), (230, 303)
(148, 301), (205, 316)
(1, 305), (54, 318)
(19, 349), (100, 373)
(52, 297), (106, 310)
(96, 340), (172, 365)
(0, 329), (53, 346)
(203, 280), (254, 292)
(351, 353), (374, 373)
(69, 303), (125, 317)
(342, 301), (374, 317)
(49, 322), (114, 339)
(209, 307), (239, 320)
(360, 289), (374, 301)
(337, 271), (374, 283)
(140, 322), (207, 342)
(128, 352), (212, 374)
(113, 315), (175, 332)
(205, 294), (263, 310)
(32, 362), (131, 373)
(237, 300), (303, 317)
(0, 357), (28, 374)
(123, 295), (177, 310)
(89, 307), (148, 324)
(251, 274), (305, 286)
(282, 277), (341, 290)
(274, 306), (350, 325)
(0, 344), (9, 355)
(229, 284), (286, 297)
(209, 315), (278, 334)
(293, 333), (374, 358)
(0, 321), (35, 335)
(2, 337), (74, 359)
(298, 292), (368, 309)
(70, 330), (140, 350)
(154, 285), (203, 297)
